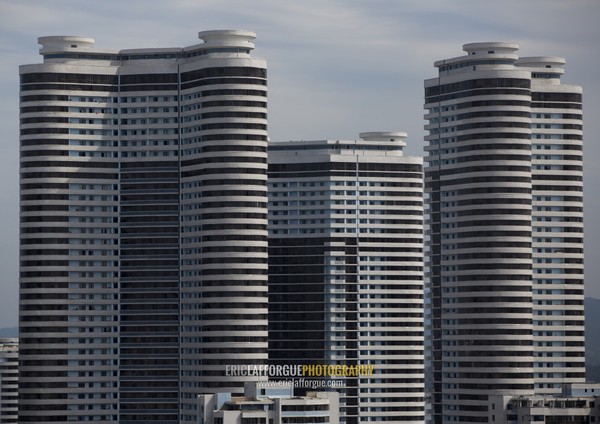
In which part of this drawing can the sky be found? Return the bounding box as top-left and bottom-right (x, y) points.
(0, 0), (599, 327)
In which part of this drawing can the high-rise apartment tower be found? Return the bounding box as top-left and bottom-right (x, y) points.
(424, 42), (584, 424)
(268, 132), (425, 424)
(19, 30), (268, 423)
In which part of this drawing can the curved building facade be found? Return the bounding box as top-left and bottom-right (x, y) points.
(424, 43), (584, 423)
(19, 30), (268, 423)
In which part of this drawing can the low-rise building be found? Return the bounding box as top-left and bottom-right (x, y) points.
(0, 338), (18, 423)
(198, 381), (339, 424)
(488, 384), (600, 423)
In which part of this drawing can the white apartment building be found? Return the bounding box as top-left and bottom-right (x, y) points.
(424, 42), (584, 424)
(0, 338), (18, 423)
(19, 30), (268, 423)
(268, 132), (424, 424)
(517, 56), (585, 395)
(198, 382), (339, 424)
(488, 383), (600, 424)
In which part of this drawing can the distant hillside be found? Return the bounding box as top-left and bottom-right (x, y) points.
(586, 297), (600, 382)
(0, 327), (18, 338)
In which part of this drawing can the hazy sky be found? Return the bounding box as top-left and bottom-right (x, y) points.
(0, 0), (599, 327)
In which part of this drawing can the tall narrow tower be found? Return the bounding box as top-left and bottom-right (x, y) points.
(19, 30), (268, 423)
(268, 132), (425, 424)
(424, 43), (584, 423)
(515, 56), (585, 395)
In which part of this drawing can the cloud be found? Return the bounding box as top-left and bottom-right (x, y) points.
(0, 0), (599, 326)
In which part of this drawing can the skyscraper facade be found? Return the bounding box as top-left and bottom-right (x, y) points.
(0, 338), (18, 423)
(518, 56), (585, 396)
(19, 30), (268, 423)
(424, 42), (584, 423)
(268, 132), (425, 424)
